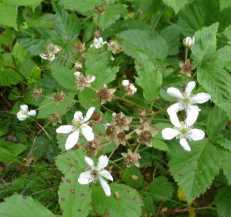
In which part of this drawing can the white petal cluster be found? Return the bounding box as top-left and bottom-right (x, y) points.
(40, 43), (61, 61)
(17, 104), (36, 121)
(78, 155), (113, 197)
(162, 81), (211, 151)
(183, 36), (195, 49)
(56, 107), (95, 150)
(122, 80), (137, 96)
(90, 37), (107, 49)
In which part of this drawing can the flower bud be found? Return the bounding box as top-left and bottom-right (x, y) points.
(183, 36), (195, 48)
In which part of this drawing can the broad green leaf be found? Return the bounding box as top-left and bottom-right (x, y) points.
(2, 0), (42, 6)
(221, 150), (231, 185)
(78, 88), (100, 109)
(152, 138), (169, 152)
(63, 0), (103, 15)
(121, 167), (145, 189)
(0, 194), (56, 217)
(197, 62), (231, 118)
(135, 55), (163, 101)
(38, 92), (75, 119)
(85, 49), (119, 89)
(92, 183), (143, 217)
(169, 141), (221, 202)
(0, 140), (26, 163)
(207, 106), (228, 140)
(219, 0), (231, 10)
(51, 64), (76, 91)
(217, 137), (231, 152)
(162, 0), (192, 13)
(215, 187), (231, 217)
(0, 3), (17, 29)
(148, 176), (174, 201)
(192, 23), (219, 66)
(56, 150), (92, 217)
(117, 29), (168, 60)
(96, 4), (127, 30)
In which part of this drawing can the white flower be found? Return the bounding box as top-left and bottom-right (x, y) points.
(183, 36), (195, 48)
(167, 81), (211, 126)
(78, 155), (113, 197)
(17, 104), (36, 121)
(40, 43), (61, 61)
(122, 79), (137, 96)
(90, 37), (107, 49)
(56, 107), (95, 150)
(162, 109), (205, 151)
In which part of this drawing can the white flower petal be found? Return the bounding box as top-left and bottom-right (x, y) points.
(28, 110), (36, 117)
(81, 124), (94, 141)
(191, 93), (211, 104)
(85, 156), (95, 168)
(162, 128), (180, 140)
(187, 129), (205, 141)
(65, 130), (79, 150)
(185, 81), (196, 96)
(99, 170), (113, 181)
(17, 112), (28, 121)
(167, 87), (183, 99)
(74, 111), (83, 122)
(167, 103), (184, 128)
(20, 104), (28, 112)
(97, 155), (109, 170)
(56, 125), (74, 134)
(179, 138), (191, 151)
(185, 105), (200, 127)
(83, 107), (95, 123)
(78, 170), (94, 184)
(99, 177), (111, 197)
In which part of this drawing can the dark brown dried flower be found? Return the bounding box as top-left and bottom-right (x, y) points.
(122, 149), (141, 167)
(136, 121), (153, 146)
(180, 59), (192, 77)
(53, 91), (65, 102)
(113, 112), (132, 131)
(91, 111), (102, 123)
(97, 86), (116, 104)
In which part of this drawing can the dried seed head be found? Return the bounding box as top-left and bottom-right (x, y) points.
(32, 88), (43, 98)
(75, 42), (86, 53)
(40, 43), (61, 61)
(180, 59), (193, 77)
(122, 149), (141, 168)
(113, 112), (132, 131)
(74, 71), (95, 90)
(115, 132), (127, 146)
(53, 91), (65, 102)
(108, 40), (122, 54)
(97, 86), (116, 104)
(91, 111), (102, 123)
(138, 130), (152, 144)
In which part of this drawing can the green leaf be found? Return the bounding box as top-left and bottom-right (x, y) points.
(2, 0), (42, 6)
(63, 0), (103, 15)
(152, 138), (169, 152)
(0, 194), (56, 217)
(215, 187), (231, 217)
(135, 55), (163, 101)
(148, 176), (174, 201)
(0, 140), (26, 163)
(56, 150), (92, 217)
(169, 141), (221, 202)
(0, 66), (23, 86)
(121, 167), (145, 189)
(92, 183), (143, 217)
(219, 0), (231, 10)
(96, 4), (127, 30)
(38, 92), (75, 119)
(51, 64), (76, 91)
(221, 150), (231, 185)
(85, 49), (119, 89)
(117, 29), (168, 60)
(0, 3), (17, 29)
(197, 61), (231, 118)
(79, 88), (100, 109)
(192, 23), (219, 66)
(162, 0), (192, 13)
(207, 106), (228, 140)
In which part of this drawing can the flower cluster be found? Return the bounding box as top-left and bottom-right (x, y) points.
(122, 80), (137, 96)
(162, 81), (211, 151)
